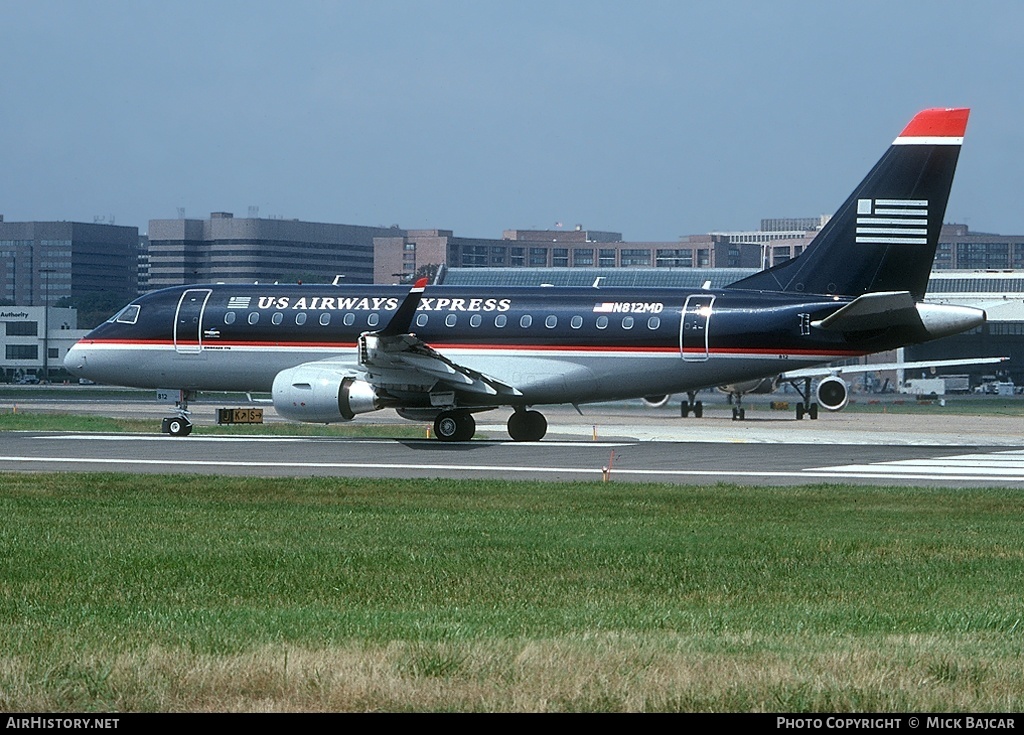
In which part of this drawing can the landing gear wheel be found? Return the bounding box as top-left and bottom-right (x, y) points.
(165, 417), (193, 436)
(434, 411), (475, 441)
(507, 409), (547, 442)
(809, 403), (819, 420)
(731, 407), (746, 421)
(681, 400), (703, 418)
(796, 402), (805, 420)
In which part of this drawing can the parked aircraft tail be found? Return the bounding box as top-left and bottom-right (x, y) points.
(728, 108), (969, 299)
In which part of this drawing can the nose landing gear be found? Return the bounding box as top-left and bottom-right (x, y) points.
(161, 390), (195, 436)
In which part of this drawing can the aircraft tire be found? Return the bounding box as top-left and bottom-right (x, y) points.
(681, 403), (690, 418)
(434, 411), (475, 441)
(809, 403), (819, 420)
(796, 402), (805, 420)
(166, 417), (192, 437)
(694, 401), (703, 418)
(508, 409), (547, 442)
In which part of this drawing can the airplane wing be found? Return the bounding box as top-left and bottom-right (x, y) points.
(781, 356), (1009, 381)
(285, 277), (523, 403)
(357, 330), (523, 398)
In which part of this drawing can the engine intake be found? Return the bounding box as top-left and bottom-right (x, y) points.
(272, 366), (383, 423)
(816, 376), (849, 412)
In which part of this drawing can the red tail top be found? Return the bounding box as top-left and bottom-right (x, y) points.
(897, 108), (970, 140)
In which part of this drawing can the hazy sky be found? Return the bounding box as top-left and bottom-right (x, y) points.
(3, 1), (1022, 240)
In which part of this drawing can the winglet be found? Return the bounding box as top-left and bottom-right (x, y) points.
(378, 278), (428, 337)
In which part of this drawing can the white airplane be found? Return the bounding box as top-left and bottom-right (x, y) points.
(65, 107), (988, 441)
(644, 355), (1009, 420)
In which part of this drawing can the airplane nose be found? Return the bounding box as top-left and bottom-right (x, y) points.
(64, 345), (86, 373)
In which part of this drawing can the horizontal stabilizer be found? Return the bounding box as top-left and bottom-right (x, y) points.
(812, 291), (918, 331)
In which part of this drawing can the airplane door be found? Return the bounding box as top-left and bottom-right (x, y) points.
(174, 289), (212, 354)
(680, 294), (714, 361)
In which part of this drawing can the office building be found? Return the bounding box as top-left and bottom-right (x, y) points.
(147, 212), (401, 288)
(0, 218), (139, 306)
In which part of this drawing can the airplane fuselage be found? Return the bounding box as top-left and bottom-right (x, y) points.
(66, 282), (938, 407)
(62, 109), (981, 440)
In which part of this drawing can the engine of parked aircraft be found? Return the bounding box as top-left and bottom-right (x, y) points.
(642, 394), (670, 408)
(815, 376), (849, 412)
(717, 376), (779, 396)
(272, 366), (383, 423)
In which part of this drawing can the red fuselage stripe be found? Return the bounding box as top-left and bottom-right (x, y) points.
(77, 338), (865, 358)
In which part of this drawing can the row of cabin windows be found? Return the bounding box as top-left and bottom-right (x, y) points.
(223, 311), (663, 331)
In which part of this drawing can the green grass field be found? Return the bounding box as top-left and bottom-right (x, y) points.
(1, 473), (1022, 712)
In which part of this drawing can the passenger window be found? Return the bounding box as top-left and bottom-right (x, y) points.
(495, 314), (507, 328)
(343, 313), (355, 326)
(367, 313), (380, 327)
(415, 313), (429, 327)
(445, 314), (457, 327)
(520, 315), (533, 328)
(596, 315), (608, 329)
(272, 312), (283, 325)
(570, 315), (583, 329)
(545, 315), (557, 328)
(248, 312), (260, 325)
(224, 312), (236, 325)
(319, 313), (331, 326)
(470, 314), (482, 327)
(622, 316), (634, 329)
(295, 313), (307, 326)
(648, 316), (661, 330)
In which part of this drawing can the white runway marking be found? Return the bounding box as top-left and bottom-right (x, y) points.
(3, 452), (1024, 483)
(35, 434), (632, 448)
(807, 450), (1024, 482)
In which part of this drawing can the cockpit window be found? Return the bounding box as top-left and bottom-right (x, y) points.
(113, 304), (140, 325)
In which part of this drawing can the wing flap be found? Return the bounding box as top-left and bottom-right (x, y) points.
(359, 332), (521, 397)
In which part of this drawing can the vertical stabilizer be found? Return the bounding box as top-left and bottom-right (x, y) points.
(728, 108), (969, 299)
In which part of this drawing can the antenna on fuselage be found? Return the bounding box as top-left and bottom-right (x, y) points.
(592, 277), (604, 288)
(332, 275), (346, 286)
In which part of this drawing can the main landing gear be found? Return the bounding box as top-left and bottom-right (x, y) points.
(507, 408), (547, 442)
(430, 407), (548, 442)
(680, 391), (703, 418)
(161, 390), (195, 437)
(432, 410), (476, 441)
(788, 377), (820, 420)
(730, 394), (746, 421)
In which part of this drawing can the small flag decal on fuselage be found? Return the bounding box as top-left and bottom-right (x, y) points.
(227, 296), (252, 309)
(855, 198), (928, 245)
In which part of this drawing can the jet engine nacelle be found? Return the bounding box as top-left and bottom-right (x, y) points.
(642, 394), (671, 408)
(272, 366), (383, 423)
(815, 376), (849, 412)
